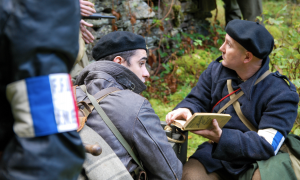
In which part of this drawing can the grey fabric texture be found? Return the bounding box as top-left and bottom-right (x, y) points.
(75, 61), (182, 179)
(79, 125), (133, 180)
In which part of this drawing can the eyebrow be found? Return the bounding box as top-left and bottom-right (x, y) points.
(139, 57), (148, 62)
(226, 38), (232, 46)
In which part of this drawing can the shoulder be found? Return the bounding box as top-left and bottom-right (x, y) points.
(271, 71), (297, 91)
(258, 71), (299, 104)
(267, 71), (297, 93)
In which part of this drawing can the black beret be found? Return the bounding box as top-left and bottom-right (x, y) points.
(225, 19), (274, 59)
(92, 31), (147, 60)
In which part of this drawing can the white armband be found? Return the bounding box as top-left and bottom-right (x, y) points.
(258, 128), (285, 155)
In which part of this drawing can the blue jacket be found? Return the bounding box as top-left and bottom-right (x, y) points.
(175, 55), (299, 175)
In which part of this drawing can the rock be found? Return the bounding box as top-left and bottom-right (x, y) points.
(96, 25), (112, 39)
(122, 0), (155, 19)
(171, 28), (181, 37)
(180, 1), (198, 13)
(144, 36), (159, 49)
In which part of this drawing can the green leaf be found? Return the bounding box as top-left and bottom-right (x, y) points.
(193, 39), (203, 46)
(277, 5), (287, 14)
(268, 18), (284, 25)
(216, 29), (226, 35)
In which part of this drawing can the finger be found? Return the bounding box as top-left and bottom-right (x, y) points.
(165, 113), (170, 124)
(166, 112), (174, 125)
(81, 12), (91, 17)
(80, 9), (95, 16)
(80, 6), (96, 14)
(80, 0), (95, 7)
(82, 32), (91, 44)
(212, 119), (220, 131)
(86, 31), (94, 41)
(81, 20), (93, 27)
(190, 129), (209, 137)
(169, 110), (180, 122)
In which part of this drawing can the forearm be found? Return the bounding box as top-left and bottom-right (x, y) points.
(212, 129), (274, 163)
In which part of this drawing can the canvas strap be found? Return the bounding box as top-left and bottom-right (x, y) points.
(80, 85), (145, 171)
(225, 70), (271, 131)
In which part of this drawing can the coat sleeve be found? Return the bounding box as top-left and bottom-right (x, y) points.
(174, 62), (215, 113)
(212, 81), (299, 164)
(133, 99), (183, 180)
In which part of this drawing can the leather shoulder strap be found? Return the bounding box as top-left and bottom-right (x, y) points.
(76, 85), (120, 132)
(81, 86), (145, 171)
(225, 70), (271, 132)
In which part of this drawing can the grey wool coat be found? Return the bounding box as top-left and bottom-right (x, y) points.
(75, 61), (182, 180)
(175, 55), (299, 175)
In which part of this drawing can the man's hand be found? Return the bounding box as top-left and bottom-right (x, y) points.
(80, 0), (96, 16)
(80, 20), (94, 44)
(166, 108), (192, 125)
(191, 119), (222, 143)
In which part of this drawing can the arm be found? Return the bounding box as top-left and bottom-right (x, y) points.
(212, 84), (299, 163)
(133, 100), (182, 180)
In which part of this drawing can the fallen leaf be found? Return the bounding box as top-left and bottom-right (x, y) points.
(159, 25), (164, 31)
(111, 10), (121, 20)
(130, 15), (136, 25)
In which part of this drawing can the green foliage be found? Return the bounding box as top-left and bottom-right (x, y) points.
(260, 1), (300, 134)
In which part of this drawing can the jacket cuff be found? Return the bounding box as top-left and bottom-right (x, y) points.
(212, 129), (241, 160)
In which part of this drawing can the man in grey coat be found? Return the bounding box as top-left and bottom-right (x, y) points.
(75, 31), (182, 180)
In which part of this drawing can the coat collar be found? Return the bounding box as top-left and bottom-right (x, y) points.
(214, 55), (270, 100)
(75, 61), (146, 94)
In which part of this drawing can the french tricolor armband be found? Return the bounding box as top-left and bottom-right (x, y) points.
(6, 73), (79, 138)
(258, 128), (285, 155)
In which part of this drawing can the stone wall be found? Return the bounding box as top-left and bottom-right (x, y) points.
(84, 0), (216, 62)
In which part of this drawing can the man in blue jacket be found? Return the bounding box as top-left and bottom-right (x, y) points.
(166, 19), (299, 179)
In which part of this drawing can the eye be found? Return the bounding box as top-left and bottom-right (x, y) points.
(140, 62), (145, 67)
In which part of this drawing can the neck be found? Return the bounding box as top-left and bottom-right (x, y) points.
(236, 59), (263, 81)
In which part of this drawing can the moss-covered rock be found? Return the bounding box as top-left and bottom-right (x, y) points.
(175, 49), (210, 74)
(172, 5), (184, 28)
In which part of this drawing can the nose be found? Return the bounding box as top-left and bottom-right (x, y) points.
(143, 67), (150, 78)
(219, 42), (226, 53)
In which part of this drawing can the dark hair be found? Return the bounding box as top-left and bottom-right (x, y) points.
(98, 49), (137, 66)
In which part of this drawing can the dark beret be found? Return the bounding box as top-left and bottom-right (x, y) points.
(92, 31), (147, 60)
(225, 19), (274, 59)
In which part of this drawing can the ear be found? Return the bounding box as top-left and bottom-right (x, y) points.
(113, 56), (123, 64)
(244, 51), (253, 64)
